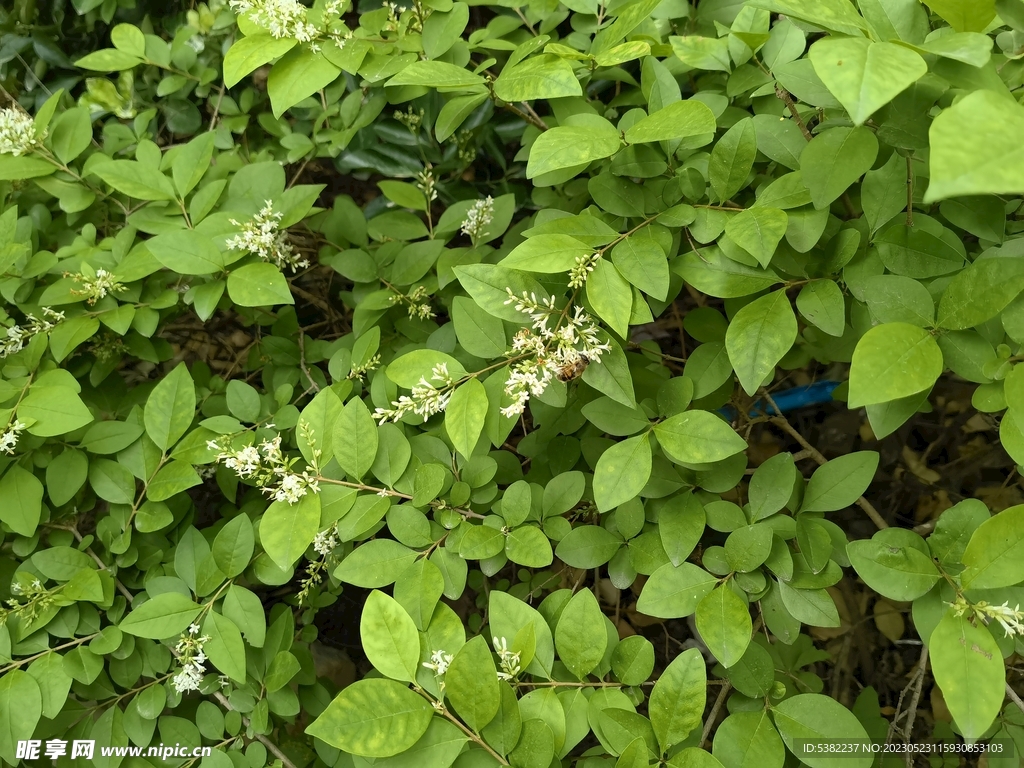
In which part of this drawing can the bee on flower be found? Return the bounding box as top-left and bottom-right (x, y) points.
(500, 290), (611, 418)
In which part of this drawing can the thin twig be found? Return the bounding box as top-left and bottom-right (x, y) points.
(775, 85), (813, 141)
(762, 391), (888, 530)
(700, 682), (732, 749)
(902, 646), (928, 768)
(1007, 681), (1024, 714)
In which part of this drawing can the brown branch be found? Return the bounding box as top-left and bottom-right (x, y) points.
(762, 392), (888, 530)
(775, 85), (813, 141)
(1007, 681), (1024, 715)
(700, 681), (732, 749)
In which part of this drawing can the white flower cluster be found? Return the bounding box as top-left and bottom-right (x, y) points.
(422, 648), (453, 676)
(373, 362), (454, 423)
(227, 200), (308, 272)
(172, 623), (211, 693)
(493, 636), (521, 681)
(229, 0), (319, 45)
(461, 197), (494, 243)
(569, 253), (600, 289)
(952, 596), (1024, 637)
(68, 268), (126, 305)
(0, 308), (65, 358)
(391, 285), (435, 320)
(313, 526), (338, 556)
(0, 108), (41, 157)
(501, 290), (611, 418)
(208, 434), (320, 505)
(0, 420), (28, 455)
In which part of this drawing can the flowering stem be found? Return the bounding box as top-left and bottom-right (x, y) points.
(315, 477), (486, 519)
(421, 693), (510, 765)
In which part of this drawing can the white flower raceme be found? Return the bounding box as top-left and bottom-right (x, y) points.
(229, 0), (319, 45)
(172, 623), (212, 693)
(227, 200), (308, 271)
(0, 420), (28, 455)
(373, 363), (455, 423)
(67, 268), (126, 305)
(0, 108), (41, 157)
(460, 196), (494, 243)
(422, 649), (453, 676)
(500, 290), (611, 418)
(569, 253), (600, 289)
(208, 433), (320, 504)
(0, 308), (65, 358)
(493, 636), (521, 681)
(949, 595), (1024, 637)
(313, 527), (338, 556)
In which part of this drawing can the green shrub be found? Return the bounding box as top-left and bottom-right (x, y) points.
(2, 0), (1024, 765)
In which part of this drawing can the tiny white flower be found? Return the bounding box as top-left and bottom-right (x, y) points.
(227, 201), (308, 272)
(460, 197), (494, 243)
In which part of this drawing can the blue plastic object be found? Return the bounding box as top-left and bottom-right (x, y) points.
(718, 380), (841, 420)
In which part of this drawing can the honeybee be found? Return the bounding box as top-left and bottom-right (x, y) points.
(556, 355), (590, 382)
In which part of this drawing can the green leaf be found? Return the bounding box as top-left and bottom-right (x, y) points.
(725, 208), (788, 268)
(925, 91), (1024, 203)
(527, 124), (621, 179)
(20, 386), (93, 436)
(801, 452), (879, 512)
(725, 290), (798, 396)
(334, 397), (378, 479)
(493, 55), (582, 102)
(556, 525), (622, 568)
(144, 363), (195, 450)
(0, 466), (43, 537)
(637, 563), (717, 618)
(710, 119), (757, 202)
(388, 60), (485, 89)
(712, 711), (784, 768)
(92, 160), (176, 200)
(148, 230), (227, 275)
(796, 280), (846, 337)
(555, 588), (607, 680)
(335, 540), (418, 588)
(921, 0), (995, 32)
(777, 581), (841, 627)
(937, 256), (1024, 330)
(593, 433), (652, 513)
(306, 678), (434, 757)
(655, 410), (747, 464)
(261, 494), (320, 568)
(675, 247), (781, 298)
(505, 525), (554, 568)
(800, 127), (878, 210)
(0, 670), (42, 765)
(0, 155), (56, 181)
(224, 34), (297, 87)
(120, 592), (202, 639)
(211, 514), (254, 578)
(267, 47), (341, 118)
(960, 504), (1024, 590)
(772, 694), (872, 768)
(446, 635), (500, 731)
(445, 379), (487, 458)
(611, 234), (669, 301)
(624, 100), (717, 143)
(928, 610), (1003, 741)
(361, 590), (421, 683)
(848, 323), (943, 408)
(659, 493), (706, 566)
(746, 0), (869, 35)
(227, 262), (294, 306)
(490, 591), (555, 677)
(503, 234), (591, 273)
(695, 585), (751, 668)
(847, 535), (940, 601)
(649, 647), (706, 752)
(172, 132), (216, 197)
(670, 36), (732, 72)
(808, 38), (926, 126)
(454, 264), (548, 323)
(587, 259), (633, 338)
(50, 107), (93, 164)
(203, 612), (247, 682)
